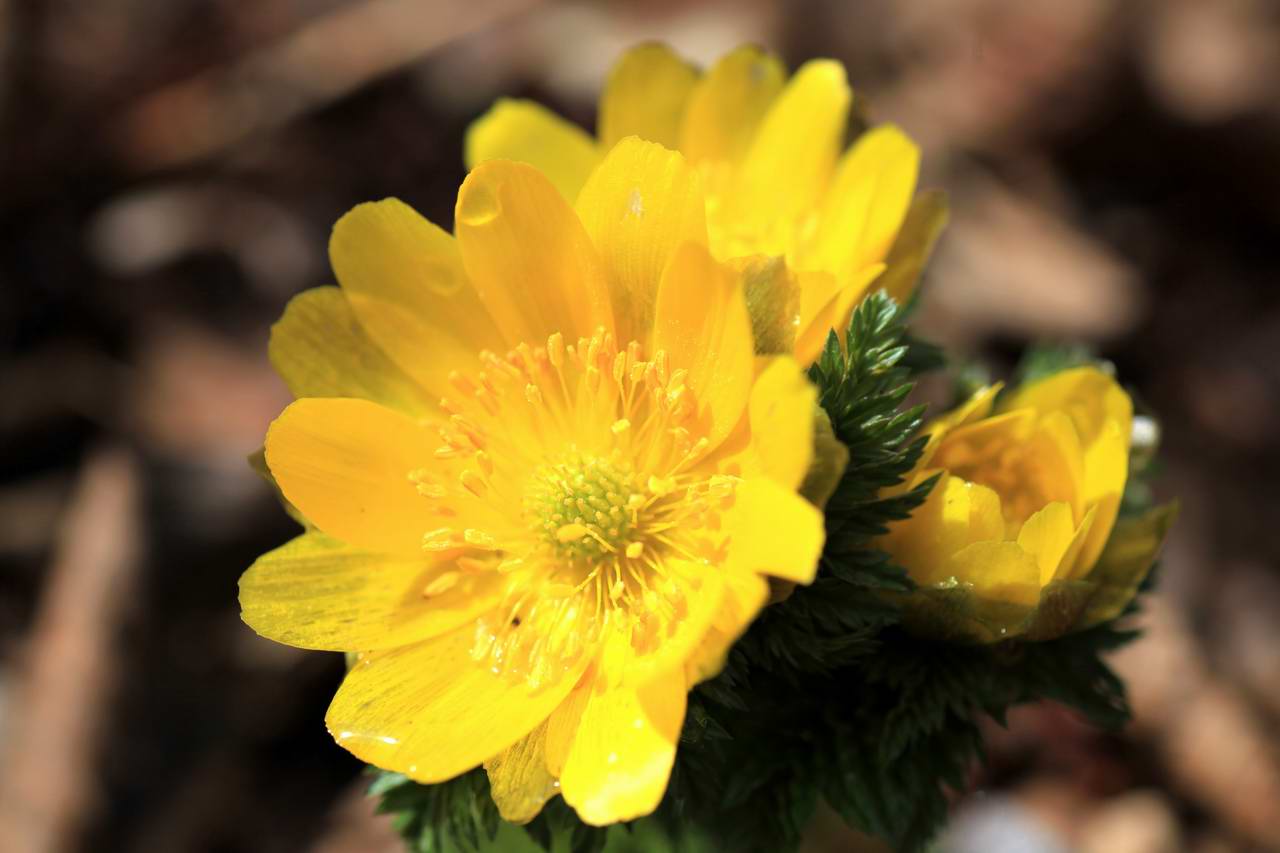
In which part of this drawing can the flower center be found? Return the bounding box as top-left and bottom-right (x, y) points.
(524, 450), (641, 560)
(410, 327), (735, 689)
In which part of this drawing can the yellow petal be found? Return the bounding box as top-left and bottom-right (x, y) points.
(727, 477), (825, 584)
(1016, 501), (1076, 587)
(948, 540), (1042, 607)
(1003, 367), (1133, 572)
(1031, 410), (1088, 523)
(1076, 417), (1128, 573)
(793, 271), (843, 366)
(684, 571), (769, 685)
(906, 383), (1010, 474)
(881, 474), (1005, 587)
(545, 682), (592, 778)
(456, 160), (614, 347)
(878, 189), (949, 305)
(1058, 504), (1099, 581)
(598, 43), (698, 151)
(803, 124), (920, 282)
(484, 720), (558, 824)
(265, 398), (433, 554)
(728, 59), (851, 250)
(559, 676), (686, 825)
(827, 262), (887, 348)
(931, 408), (1034, 461)
(239, 531), (502, 651)
(327, 625), (583, 783)
(651, 242), (754, 449)
(680, 45), (785, 165)
(1003, 366), (1133, 451)
(932, 408), (1085, 532)
(923, 384), (1005, 445)
(465, 98), (602, 202)
(801, 407), (850, 510)
(601, 562), (724, 689)
(269, 286), (434, 416)
(748, 356), (817, 489)
(575, 137), (707, 340)
(330, 199), (504, 400)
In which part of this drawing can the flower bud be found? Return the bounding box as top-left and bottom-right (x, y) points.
(879, 366), (1173, 641)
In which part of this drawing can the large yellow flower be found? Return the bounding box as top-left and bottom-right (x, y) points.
(239, 138), (826, 825)
(878, 367), (1173, 642)
(467, 43), (947, 364)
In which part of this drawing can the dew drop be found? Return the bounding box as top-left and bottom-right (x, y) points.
(458, 181), (501, 226)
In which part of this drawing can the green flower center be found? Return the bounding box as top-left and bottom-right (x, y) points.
(524, 450), (640, 560)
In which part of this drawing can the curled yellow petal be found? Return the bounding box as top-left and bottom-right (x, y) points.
(598, 43), (698, 151)
(269, 286), (434, 416)
(575, 137), (707, 340)
(330, 199), (504, 400)
(882, 474), (1005, 587)
(949, 540), (1042, 608)
(559, 676), (686, 825)
(803, 124), (920, 283)
(1016, 502), (1077, 587)
(456, 160), (614, 347)
(878, 189), (949, 305)
(684, 571), (769, 685)
(680, 45), (785, 166)
(651, 242), (754, 450)
(728, 59), (850, 252)
(727, 477), (826, 585)
(747, 356), (817, 490)
(465, 98), (602, 202)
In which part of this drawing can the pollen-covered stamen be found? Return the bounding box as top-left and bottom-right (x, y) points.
(421, 328), (711, 510)
(525, 451), (638, 560)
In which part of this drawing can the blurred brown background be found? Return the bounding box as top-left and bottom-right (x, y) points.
(1, 1), (1279, 851)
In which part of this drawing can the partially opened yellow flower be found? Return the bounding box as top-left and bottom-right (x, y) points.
(467, 43), (947, 364)
(878, 367), (1173, 642)
(239, 138), (826, 825)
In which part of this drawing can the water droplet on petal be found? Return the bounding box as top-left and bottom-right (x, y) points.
(458, 181), (501, 226)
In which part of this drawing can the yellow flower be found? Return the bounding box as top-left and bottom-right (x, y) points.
(878, 367), (1173, 641)
(239, 139), (826, 825)
(466, 43), (947, 364)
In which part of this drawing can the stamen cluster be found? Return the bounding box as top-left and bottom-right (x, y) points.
(405, 328), (734, 689)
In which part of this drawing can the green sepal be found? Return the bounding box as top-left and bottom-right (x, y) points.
(1079, 501), (1177, 628)
(1022, 579), (1094, 641)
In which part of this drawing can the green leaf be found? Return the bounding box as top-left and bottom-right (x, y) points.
(1079, 502), (1178, 629)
